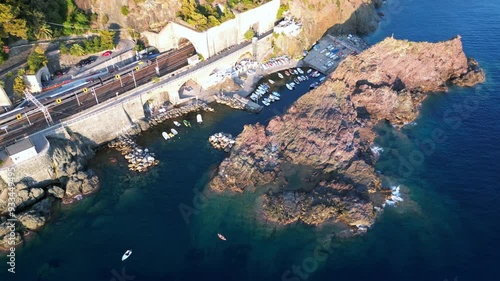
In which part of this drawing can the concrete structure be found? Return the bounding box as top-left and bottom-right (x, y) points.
(6, 138), (37, 164)
(0, 31), (273, 183)
(274, 17), (303, 37)
(0, 86), (12, 107)
(143, 0), (280, 59)
(24, 66), (50, 93)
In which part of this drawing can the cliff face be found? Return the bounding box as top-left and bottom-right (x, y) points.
(209, 36), (484, 232)
(274, 0), (382, 57)
(0, 132), (99, 249)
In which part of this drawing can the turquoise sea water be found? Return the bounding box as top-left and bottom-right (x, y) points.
(2, 0), (500, 280)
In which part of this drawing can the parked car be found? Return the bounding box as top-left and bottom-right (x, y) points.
(76, 56), (96, 68)
(102, 50), (112, 56)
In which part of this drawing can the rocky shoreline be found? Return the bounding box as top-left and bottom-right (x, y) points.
(208, 36), (485, 234)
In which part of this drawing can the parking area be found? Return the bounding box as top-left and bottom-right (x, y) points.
(302, 34), (369, 74)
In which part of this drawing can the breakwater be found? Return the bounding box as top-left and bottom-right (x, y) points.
(148, 101), (214, 127)
(108, 136), (159, 172)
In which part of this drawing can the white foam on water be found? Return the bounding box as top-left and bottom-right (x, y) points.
(384, 185), (404, 207)
(370, 144), (384, 157)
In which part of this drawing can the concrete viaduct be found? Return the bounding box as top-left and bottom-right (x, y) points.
(143, 0), (280, 59)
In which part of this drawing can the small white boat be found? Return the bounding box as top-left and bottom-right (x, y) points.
(297, 68), (304, 74)
(173, 121), (181, 127)
(171, 128), (178, 135)
(217, 233), (227, 241)
(122, 250), (132, 261)
(271, 91), (280, 97)
(268, 79), (275, 84)
(197, 114), (202, 123)
(272, 95), (280, 100)
(278, 72), (284, 79)
(307, 69), (312, 74)
(162, 132), (170, 140)
(268, 96), (275, 102)
(262, 100), (270, 106)
(286, 83), (293, 90)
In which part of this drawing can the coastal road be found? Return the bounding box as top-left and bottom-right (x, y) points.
(0, 43), (196, 148)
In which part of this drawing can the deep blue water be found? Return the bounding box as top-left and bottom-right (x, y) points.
(2, 0), (500, 280)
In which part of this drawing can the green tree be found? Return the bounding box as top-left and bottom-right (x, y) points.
(0, 3), (28, 41)
(102, 14), (109, 25)
(35, 24), (53, 40)
(13, 69), (26, 99)
(244, 29), (254, 40)
(276, 4), (289, 19)
(69, 43), (85, 56)
(100, 30), (115, 49)
(60, 43), (69, 54)
(121, 6), (129, 16)
(26, 46), (48, 74)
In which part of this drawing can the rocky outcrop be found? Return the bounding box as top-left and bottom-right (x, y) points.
(209, 36), (484, 233)
(64, 170), (99, 198)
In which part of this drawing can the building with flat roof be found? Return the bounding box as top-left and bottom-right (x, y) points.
(6, 138), (37, 164)
(0, 86), (12, 108)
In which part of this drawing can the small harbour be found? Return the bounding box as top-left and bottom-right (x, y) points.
(1, 0), (500, 280)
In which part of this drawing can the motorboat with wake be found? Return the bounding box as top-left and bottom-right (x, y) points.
(197, 114), (203, 123)
(122, 250), (132, 261)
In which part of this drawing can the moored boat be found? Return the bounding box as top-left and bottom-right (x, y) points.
(183, 120), (191, 127)
(284, 70), (290, 76)
(286, 83), (293, 90)
(171, 128), (178, 135)
(310, 82), (320, 89)
(278, 72), (284, 79)
(162, 132), (170, 140)
(262, 100), (270, 106)
(297, 67), (304, 74)
(271, 91), (280, 97)
(307, 69), (312, 74)
(122, 250), (132, 261)
(217, 233), (227, 241)
(173, 121), (181, 127)
(196, 114), (202, 123)
(268, 79), (275, 84)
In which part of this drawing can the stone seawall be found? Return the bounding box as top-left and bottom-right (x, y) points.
(60, 89), (169, 145)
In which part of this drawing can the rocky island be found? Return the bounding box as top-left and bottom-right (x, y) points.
(209, 36), (485, 233)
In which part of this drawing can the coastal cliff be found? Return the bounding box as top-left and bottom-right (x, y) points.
(209, 36), (485, 232)
(0, 133), (99, 249)
(274, 0), (383, 56)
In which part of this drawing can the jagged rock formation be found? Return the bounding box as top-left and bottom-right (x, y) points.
(209, 36), (485, 233)
(0, 132), (99, 249)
